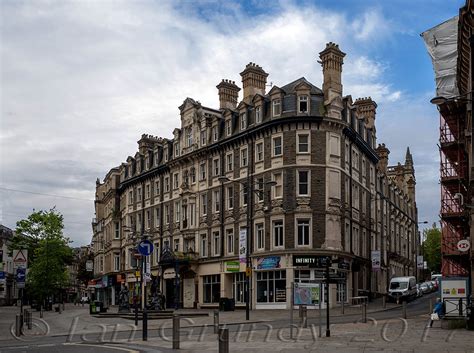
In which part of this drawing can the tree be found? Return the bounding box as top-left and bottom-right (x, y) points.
(422, 223), (441, 274)
(10, 209), (73, 303)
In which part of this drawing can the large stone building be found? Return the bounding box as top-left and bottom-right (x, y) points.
(91, 42), (420, 309)
(0, 225), (16, 305)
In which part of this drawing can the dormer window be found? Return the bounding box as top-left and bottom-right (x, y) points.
(225, 120), (232, 136)
(175, 142), (180, 157)
(255, 106), (262, 124)
(200, 129), (207, 146)
(186, 127), (193, 147)
(240, 113), (247, 130)
(212, 126), (218, 142)
(298, 95), (308, 113)
(272, 99), (281, 117)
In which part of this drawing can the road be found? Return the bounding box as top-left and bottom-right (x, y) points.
(0, 292), (439, 353)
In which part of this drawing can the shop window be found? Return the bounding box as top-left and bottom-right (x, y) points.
(203, 274), (220, 303)
(232, 272), (246, 303)
(256, 270), (286, 303)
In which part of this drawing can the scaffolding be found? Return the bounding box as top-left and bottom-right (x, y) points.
(439, 107), (470, 277)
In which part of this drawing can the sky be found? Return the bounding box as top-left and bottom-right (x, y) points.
(0, 0), (462, 246)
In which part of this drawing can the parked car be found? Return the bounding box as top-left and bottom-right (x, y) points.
(388, 276), (417, 302)
(420, 282), (430, 294)
(425, 281), (434, 292)
(416, 284), (424, 297)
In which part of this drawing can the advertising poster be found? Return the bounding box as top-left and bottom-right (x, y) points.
(371, 250), (381, 271)
(239, 229), (247, 264)
(256, 256), (281, 269)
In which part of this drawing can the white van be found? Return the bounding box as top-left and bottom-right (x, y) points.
(388, 276), (417, 302)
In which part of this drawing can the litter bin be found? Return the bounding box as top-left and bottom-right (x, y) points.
(219, 298), (235, 311)
(89, 301), (96, 314)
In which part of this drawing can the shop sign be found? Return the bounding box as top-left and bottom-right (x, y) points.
(0, 271), (5, 280)
(225, 261), (240, 272)
(293, 255), (332, 268)
(102, 275), (108, 288)
(116, 274), (124, 283)
(256, 256), (281, 270)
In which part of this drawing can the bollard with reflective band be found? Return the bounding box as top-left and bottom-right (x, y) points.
(172, 314), (180, 349)
(142, 309), (148, 341)
(362, 302), (367, 323)
(218, 328), (229, 353)
(382, 295), (386, 309)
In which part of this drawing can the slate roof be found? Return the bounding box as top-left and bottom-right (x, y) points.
(280, 77), (323, 95)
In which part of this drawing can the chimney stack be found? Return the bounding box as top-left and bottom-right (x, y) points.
(216, 79), (240, 110)
(240, 62), (268, 103)
(354, 97), (377, 129)
(375, 143), (390, 173)
(319, 42), (346, 102)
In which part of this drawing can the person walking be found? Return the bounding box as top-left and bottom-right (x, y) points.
(429, 298), (444, 327)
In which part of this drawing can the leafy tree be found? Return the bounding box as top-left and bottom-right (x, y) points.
(422, 223), (441, 273)
(9, 209), (73, 302)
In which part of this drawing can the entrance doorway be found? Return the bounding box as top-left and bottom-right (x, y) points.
(165, 278), (175, 309)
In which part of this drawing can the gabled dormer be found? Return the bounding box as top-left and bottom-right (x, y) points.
(237, 101), (249, 131)
(268, 86), (284, 118)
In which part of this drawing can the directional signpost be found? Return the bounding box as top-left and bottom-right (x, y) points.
(16, 268), (26, 289)
(137, 239), (153, 342)
(138, 239), (154, 256)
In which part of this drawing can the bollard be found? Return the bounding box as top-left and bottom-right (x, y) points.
(172, 314), (180, 349)
(58, 304), (62, 314)
(362, 302), (367, 323)
(341, 299), (345, 315)
(298, 305), (303, 319)
(15, 314), (22, 337)
(382, 295), (386, 309)
(301, 305), (308, 328)
(403, 301), (407, 319)
(40, 307), (44, 318)
(218, 328), (229, 353)
(28, 310), (32, 330)
(214, 310), (220, 334)
(429, 298), (433, 314)
(62, 302), (65, 311)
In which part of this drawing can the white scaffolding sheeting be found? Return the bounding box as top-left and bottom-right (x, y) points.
(422, 16), (460, 99)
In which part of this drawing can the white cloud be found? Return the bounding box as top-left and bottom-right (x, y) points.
(1, 0), (409, 245)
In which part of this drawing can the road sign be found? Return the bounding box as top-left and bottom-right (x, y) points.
(16, 268), (26, 288)
(137, 239), (154, 256)
(457, 239), (470, 252)
(13, 249), (28, 269)
(246, 267), (252, 277)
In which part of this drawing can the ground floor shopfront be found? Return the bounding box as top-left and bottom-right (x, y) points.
(159, 254), (362, 310)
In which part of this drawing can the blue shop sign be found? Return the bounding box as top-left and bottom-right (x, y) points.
(256, 256), (281, 270)
(0, 271), (5, 280)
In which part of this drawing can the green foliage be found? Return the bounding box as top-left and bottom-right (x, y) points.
(10, 208), (73, 301)
(422, 223), (441, 273)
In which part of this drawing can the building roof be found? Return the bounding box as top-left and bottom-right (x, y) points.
(280, 77), (323, 95)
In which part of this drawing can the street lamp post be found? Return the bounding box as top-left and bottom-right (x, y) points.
(219, 176), (276, 321)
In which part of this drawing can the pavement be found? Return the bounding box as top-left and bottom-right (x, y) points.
(0, 293), (473, 353)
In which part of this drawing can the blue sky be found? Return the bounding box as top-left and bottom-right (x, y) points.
(0, 0), (464, 244)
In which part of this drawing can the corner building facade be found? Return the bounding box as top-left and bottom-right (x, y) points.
(92, 43), (420, 309)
